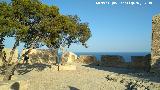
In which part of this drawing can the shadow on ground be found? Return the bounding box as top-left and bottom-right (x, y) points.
(82, 64), (160, 83)
(10, 82), (20, 90)
(68, 86), (80, 90)
(16, 63), (52, 75)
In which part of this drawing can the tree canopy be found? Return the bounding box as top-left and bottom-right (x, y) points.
(0, 0), (91, 49)
(0, 0), (91, 63)
(0, 0), (91, 81)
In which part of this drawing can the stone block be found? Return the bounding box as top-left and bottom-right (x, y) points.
(131, 56), (145, 69)
(61, 52), (78, 64)
(78, 55), (96, 64)
(101, 55), (125, 67)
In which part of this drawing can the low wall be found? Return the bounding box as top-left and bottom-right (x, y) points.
(20, 49), (57, 64)
(77, 55), (97, 64)
(131, 54), (151, 71)
(131, 56), (145, 69)
(0, 48), (18, 66)
(99, 54), (151, 71)
(101, 55), (125, 67)
(61, 52), (78, 64)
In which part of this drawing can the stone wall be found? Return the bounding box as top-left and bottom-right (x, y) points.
(131, 56), (145, 69)
(77, 55), (96, 64)
(151, 14), (160, 72)
(131, 55), (150, 71)
(21, 49), (57, 64)
(101, 55), (125, 67)
(100, 55), (151, 70)
(0, 48), (18, 66)
(61, 52), (78, 64)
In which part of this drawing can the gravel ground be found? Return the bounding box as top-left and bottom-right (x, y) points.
(1, 63), (160, 90)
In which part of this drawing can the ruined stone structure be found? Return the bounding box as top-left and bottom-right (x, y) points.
(101, 55), (125, 67)
(21, 49), (58, 64)
(151, 14), (160, 72)
(131, 55), (151, 71)
(0, 48), (18, 66)
(78, 55), (97, 64)
(61, 51), (78, 64)
(131, 56), (145, 69)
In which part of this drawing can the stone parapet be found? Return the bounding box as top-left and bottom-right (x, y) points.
(78, 55), (97, 64)
(101, 55), (125, 67)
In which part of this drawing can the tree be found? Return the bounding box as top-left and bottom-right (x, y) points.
(40, 15), (91, 64)
(42, 15), (91, 48)
(0, 1), (30, 81)
(0, 2), (12, 59)
(0, 0), (91, 81)
(0, 2), (19, 66)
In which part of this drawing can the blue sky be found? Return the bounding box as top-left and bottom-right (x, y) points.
(3, 0), (160, 52)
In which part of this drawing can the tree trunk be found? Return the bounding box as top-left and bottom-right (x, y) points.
(0, 35), (6, 74)
(60, 47), (66, 65)
(55, 49), (59, 64)
(7, 39), (19, 64)
(3, 63), (16, 81)
(3, 39), (19, 81)
(2, 51), (7, 67)
(0, 35), (5, 62)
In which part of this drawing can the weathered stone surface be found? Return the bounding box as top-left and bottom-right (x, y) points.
(20, 49), (57, 64)
(144, 54), (151, 72)
(61, 52), (78, 64)
(151, 14), (160, 72)
(0, 48), (18, 66)
(78, 55), (96, 64)
(95, 60), (101, 66)
(131, 56), (146, 69)
(131, 55), (151, 71)
(101, 55), (125, 67)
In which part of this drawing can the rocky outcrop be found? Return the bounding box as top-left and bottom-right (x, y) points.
(151, 14), (160, 73)
(78, 55), (96, 64)
(101, 55), (125, 67)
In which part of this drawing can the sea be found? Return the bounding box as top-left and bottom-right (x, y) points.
(73, 52), (150, 62)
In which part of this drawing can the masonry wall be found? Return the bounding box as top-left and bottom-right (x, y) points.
(21, 49), (58, 64)
(0, 48), (18, 66)
(151, 14), (160, 72)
